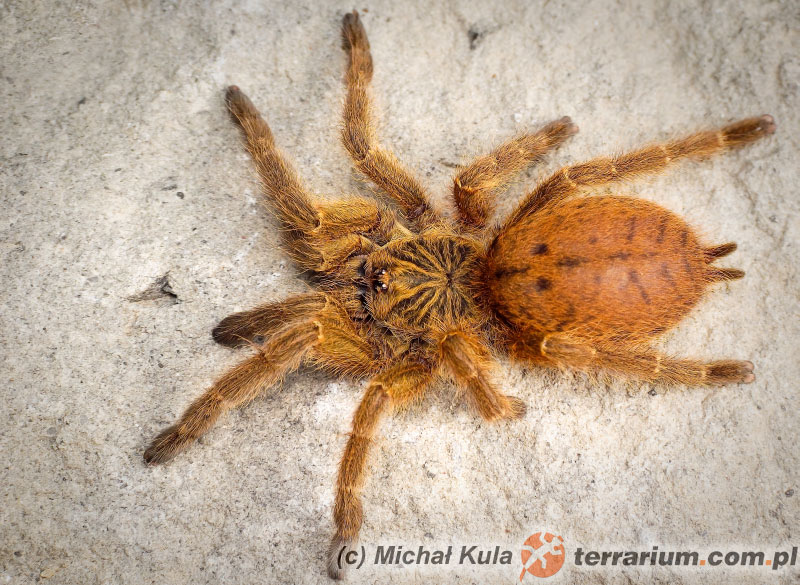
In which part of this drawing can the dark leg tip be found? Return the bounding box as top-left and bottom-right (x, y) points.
(224, 86), (258, 123)
(708, 360), (756, 385)
(143, 448), (158, 465)
(341, 9), (370, 53)
(759, 114), (776, 134)
(342, 10), (360, 27)
(212, 323), (239, 347)
(560, 116), (579, 135)
(143, 444), (164, 466)
(225, 85), (241, 104)
(544, 116), (578, 139)
(327, 536), (354, 580)
(212, 314), (251, 347)
(224, 86), (238, 107)
(143, 425), (181, 465)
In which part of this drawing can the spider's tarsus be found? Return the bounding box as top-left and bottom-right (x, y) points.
(342, 9), (360, 28)
(341, 10), (368, 51)
(224, 85), (263, 129)
(741, 360), (756, 384)
(225, 86), (240, 109)
(559, 115), (579, 136)
(225, 85), (247, 104)
(540, 115), (578, 139)
(225, 85), (241, 106)
(708, 360), (755, 385)
(759, 114), (776, 134)
(326, 535), (353, 580)
(225, 85), (248, 108)
(143, 425), (180, 465)
(212, 315), (249, 347)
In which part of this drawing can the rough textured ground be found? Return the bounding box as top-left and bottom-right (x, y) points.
(2, 1), (798, 583)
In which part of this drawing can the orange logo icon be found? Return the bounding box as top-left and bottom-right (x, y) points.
(520, 532), (565, 580)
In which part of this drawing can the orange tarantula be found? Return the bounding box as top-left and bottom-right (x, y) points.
(144, 10), (775, 580)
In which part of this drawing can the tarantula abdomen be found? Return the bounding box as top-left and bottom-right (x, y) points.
(487, 195), (742, 344)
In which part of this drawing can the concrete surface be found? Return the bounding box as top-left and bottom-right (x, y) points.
(1, 0), (798, 583)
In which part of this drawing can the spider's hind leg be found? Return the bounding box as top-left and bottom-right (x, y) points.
(144, 319), (322, 465)
(537, 333), (755, 386)
(328, 361), (434, 580)
(504, 115), (776, 229)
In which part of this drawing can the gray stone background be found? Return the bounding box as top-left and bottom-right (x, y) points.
(2, 0), (798, 583)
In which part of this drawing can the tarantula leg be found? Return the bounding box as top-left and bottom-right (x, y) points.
(226, 85), (320, 233)
(504, 115), (776, 229)
(340, 11), (440, 231)
(439, 331), (526, 420)
(328, 362), (433, 580)
(149, 299), (385, 465)
(539, 333), (755, 386)
(227, 85), (404, 271)
(307, 304), (384, 379)
(314, 196), (408, 242)
(453, 117), (578, 230)
(212, 292), (327, 348)
(144, 319), (322, 465)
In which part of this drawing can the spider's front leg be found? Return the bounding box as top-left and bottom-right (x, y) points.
(453, 117), (578, 230)
(226, 86), (404, 273)
(328, 361), (434, 579)
(144, 299), (380, 464)
(226, 85), (319, 237)
(340, 11), (440, 231)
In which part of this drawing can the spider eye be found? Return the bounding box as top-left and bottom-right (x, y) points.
(252, 335), (265, 344)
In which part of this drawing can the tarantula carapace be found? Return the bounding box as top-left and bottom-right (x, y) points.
(144, 10), (775, 580)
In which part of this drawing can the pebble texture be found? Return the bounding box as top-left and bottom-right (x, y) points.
(1, 1), (798, 583)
